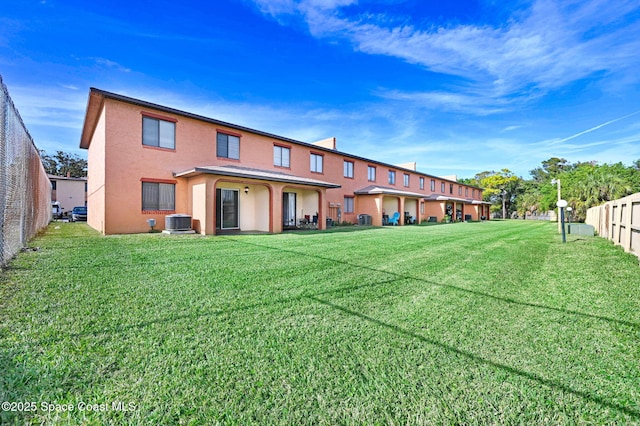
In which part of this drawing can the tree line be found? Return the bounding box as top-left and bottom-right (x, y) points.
(39, 149), (639, 223)
(461, 158), (640, 222)
(39, 150), (87, 178)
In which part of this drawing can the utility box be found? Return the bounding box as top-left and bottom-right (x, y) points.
(568, 224), (594, 236)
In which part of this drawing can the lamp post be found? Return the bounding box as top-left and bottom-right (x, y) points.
(551, 178), (561, 233)
(557, 199), (568, 243)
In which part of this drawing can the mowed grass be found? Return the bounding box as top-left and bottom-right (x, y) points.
(1, 221), (639, 425)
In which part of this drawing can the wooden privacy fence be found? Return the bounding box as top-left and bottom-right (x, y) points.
(585, 192), (640, 260)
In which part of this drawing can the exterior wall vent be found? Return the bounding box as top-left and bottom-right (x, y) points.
(165, 214), (192, 231)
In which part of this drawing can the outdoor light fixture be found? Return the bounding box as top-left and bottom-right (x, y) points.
(557, 199), (568, 243)
(146, 218), (156, 232)
(244, 186), (249, 194)
(551, 179), (562, 233)
(567, 206), (573, 224)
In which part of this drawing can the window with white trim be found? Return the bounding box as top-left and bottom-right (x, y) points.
(217, 132), (240, 159)
(274, 145), (290, 168)
(344, 160), (354, 178)
(143, 117), (175, 149)
(420, 177), (424, 190)
(404, 173), (410, 187)
(368, 166), (376, 182)
(431, 179), (436, 191)
(388, 170), (396, 185)
(344, 196), (354, 213)
(310, 153), (323, 173)
(142, 182), (175, 211)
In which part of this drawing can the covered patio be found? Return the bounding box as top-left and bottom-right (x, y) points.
(174, 165), (341, 235)
(422, 194), (491, 222)
(354, 185), (427, 226)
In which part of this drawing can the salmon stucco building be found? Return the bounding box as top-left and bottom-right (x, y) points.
(79, 88), (489, 235)
(49, 174), (87, 216)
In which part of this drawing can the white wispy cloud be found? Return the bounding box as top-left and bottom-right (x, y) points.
(9, 84), (87, 129)
(551, 109), (640, 144)
(250, 0), (640, 113)
(92, 57), (131, 73)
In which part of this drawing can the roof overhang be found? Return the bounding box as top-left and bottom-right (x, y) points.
(423, 195), (492, 205)
(174, 165), (341, 189)
(77, 88), (484, 191)
(354, 185), (426, 198)
(79, 89), (106, 149)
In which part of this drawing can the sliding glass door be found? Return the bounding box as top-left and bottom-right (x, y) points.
(216, 188), (239, 230)
(283, 192), (296, 228)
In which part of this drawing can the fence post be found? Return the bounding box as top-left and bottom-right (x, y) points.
(587, 192), (640, 262)
(0, 77), (6, 266)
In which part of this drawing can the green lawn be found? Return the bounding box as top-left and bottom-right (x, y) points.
(1, 221), (639, 425)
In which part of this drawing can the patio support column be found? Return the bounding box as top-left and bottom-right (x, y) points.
(317, 189), (325, 230)
(272, 185), (284, 233)
(206, 178), (216, 235)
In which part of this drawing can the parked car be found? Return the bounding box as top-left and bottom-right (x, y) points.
(51, 202), (63, 220)
(71, 206), (87, 222)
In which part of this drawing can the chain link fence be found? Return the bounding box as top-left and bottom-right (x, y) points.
(1, 75), (51, 268)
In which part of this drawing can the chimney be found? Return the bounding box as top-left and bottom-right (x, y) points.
(311, 137), (337, 150)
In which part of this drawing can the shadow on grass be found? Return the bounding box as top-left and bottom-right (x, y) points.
(225, 237), (640, 418)
(307, 295), (640, 419)
(7, 231), (639, 420)
(229, 238), (640, 331)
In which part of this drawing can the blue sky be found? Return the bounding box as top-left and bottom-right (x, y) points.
(2, 0), (640, 179)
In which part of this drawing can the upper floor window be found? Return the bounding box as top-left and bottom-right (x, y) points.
(51, 181), (57, 190)
(310, 153), (323, 173)
(368, 166), (376, 182)
(404, 173), (410, 187)
(143, 116), (175, 149)
(431, 179), (436, 191)
(473, 189), (477, 198)
(344, 160), (354, 178)
(465, 187), (469, 197)
(217, 132), (240, 159)
(458, 186), (462, 196)
(388, 170), (396, 185)
(142, 181), (175, 211)
(274, 145), (290, 168)
(441, 182), (445, 193)
(420, 177), (424, 190)
(450, 184), (454, 194)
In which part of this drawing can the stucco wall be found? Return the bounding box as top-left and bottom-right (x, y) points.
(85, 93), (485, 234)
(87, 107), (106, 233)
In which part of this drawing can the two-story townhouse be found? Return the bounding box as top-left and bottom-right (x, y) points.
(80, 88), (489, 235)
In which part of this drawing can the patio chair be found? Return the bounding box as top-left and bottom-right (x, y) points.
(388, 212), (400, 226)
